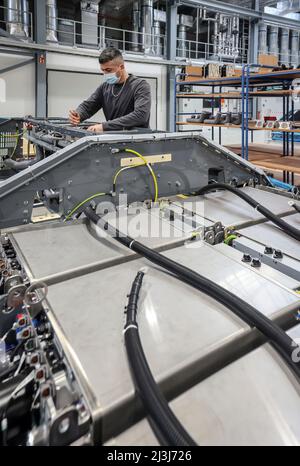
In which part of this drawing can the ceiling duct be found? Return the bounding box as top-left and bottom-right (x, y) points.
(46, 0), (58, 43)
(152, 20), (162, 56)
(141, 0), (154, 54)
(131, 1), (140, 52)
(269, 25), (279, 56)
(258, 21), (268, 55)
(4, 0), (26, 38)
(177, 15), (187, 58)
(280, 27), (290, 65)
(21, 0), (29, 38)
(291, 29), (299, 67)
(80, 1), (100, 47)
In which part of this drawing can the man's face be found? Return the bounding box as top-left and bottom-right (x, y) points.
(100, 59), (124, 78)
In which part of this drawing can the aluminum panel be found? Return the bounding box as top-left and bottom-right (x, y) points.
(44, 243), (300, 440)
(107, 325), (300, 446)
(172, 187), (295, 227)
(214, 242), (299, 290)
(238, 214), (300, 262)
(10, 206), (211, 283)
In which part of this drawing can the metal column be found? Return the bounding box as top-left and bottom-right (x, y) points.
(34, 0), (47, 117)
(166, 1), (178, 132)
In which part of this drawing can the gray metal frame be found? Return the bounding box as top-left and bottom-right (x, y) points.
(0, 129), (268, 228)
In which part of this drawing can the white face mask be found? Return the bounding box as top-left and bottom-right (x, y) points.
(102, 72), (120, 85)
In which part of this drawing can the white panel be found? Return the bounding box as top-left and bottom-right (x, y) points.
(47, 52), (166, 130)
(0, 54), (35, 117)
(47, 69), (157, 129)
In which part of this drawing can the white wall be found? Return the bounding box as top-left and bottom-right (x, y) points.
(0, 51), (167, 130)
(0, 53), (35, 117)
(46, 52), (167, 130)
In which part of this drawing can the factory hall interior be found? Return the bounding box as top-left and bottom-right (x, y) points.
(1, 0), (300, 448)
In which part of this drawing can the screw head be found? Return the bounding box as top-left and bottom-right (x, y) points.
(242, 254), (252, 263)
(251, 258), (261, 268)
(264, 246), (273, 255)
(273, 249), (283, 259)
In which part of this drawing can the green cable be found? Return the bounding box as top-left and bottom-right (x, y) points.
(10, 129), (26, 159)
(224, 234), (237, 245)
(65, 193), (107, 220)
(113, 164), (140, 191)
(124, 148), (159, 202)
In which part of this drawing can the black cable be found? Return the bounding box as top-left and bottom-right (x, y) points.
(0, 364), (19, 383)
(9, 341), (25, 363)
(196, 182), (300, 241)
(85, 206), (300, 383)
(290, 201), (300, 214)
(124, 271), (197, 447)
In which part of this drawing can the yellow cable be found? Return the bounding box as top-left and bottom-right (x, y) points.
(124, 148), (159, 202)
(65, 192), (106, 220)
(113, 164), (140, 187)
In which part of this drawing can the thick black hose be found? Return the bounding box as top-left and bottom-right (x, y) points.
(85, 206), (300, 382)
(124, 271), (197, 447)
(196, 183), (300, 241)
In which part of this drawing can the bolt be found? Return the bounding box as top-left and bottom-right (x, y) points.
(251, 258), (261, 268)
(242, 254), (252, 263)
(264, 246), (273, 255)
(58, 418), (70, 434)
(273, 249), (283, 259)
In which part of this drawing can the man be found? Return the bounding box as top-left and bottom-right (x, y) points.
(69, 47), (151, 132)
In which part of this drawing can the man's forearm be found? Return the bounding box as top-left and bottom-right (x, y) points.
(102, 110), (148, 131)
(76, 86), (103, 122)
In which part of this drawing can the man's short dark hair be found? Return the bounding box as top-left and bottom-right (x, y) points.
(99, 47), (123, 64)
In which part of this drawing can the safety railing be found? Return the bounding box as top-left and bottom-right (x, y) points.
(48, 16), (167, 58)
(176, 38), (249, 63)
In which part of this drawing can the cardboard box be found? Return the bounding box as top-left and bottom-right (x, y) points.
(183, 66), (204, 81)
(233, 68), (242, 77)
(258, 54), (278, 73)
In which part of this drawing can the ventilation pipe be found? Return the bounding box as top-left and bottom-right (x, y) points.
(46, 0), (58, 43)
(258, 21), (268, 55)
(280, 28), (290, 65)
(4, 0), (24, 37)
(153, 20), (162, 56)
(213, 13), (219, 56)
(177, 16), (187, 58)
(131, 1), (140, 52)
(291, 29), (299, 67)
(99, 18), (106, 50)
(80, 1), (99, 47)
(232, 15), (239, 57)
(269, 26), (279, 57)
(21, 0), (29, 39)
(141, 0), (154, 54)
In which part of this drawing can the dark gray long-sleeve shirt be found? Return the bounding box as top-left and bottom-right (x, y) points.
(76, 75), (151, 131)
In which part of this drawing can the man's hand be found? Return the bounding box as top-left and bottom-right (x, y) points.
(87, 123), (104, 133)
(69, 110), (81, 126)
